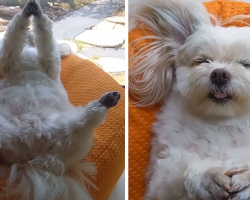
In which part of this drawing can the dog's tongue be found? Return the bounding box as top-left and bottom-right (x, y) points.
(214, 92), (227, 99)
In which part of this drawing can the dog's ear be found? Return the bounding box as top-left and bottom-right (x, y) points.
(129, 0), (213, 106)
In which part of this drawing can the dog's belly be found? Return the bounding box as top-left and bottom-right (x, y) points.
(153, 90), (250, 161)
(0, 82), (73, 164)
(0, 106), (70, 165)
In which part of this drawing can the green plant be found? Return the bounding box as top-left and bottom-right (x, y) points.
(74, 0), (95, 9)
(88, 56), (100, 65)
(68, 39), (84, 51)
(112, 4), (125, 16)
(58, 2), (71, 11)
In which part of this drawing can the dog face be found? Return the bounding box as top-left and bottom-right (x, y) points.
(176, 26), (250, 117)
(129, 0), (250, 116)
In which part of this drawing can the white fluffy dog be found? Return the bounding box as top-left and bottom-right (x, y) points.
(0, 0), (120, 199)
(129, 0), (250, 200)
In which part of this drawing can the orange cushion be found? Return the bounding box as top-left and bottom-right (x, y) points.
(61, 55), (125, 200)
(129, 1), (250, 199)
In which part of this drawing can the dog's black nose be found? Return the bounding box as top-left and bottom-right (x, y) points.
(210, 68), (231, 86)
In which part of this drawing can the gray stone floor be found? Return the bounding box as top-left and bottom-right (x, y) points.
(81, 47), (124, 59)
(52, 0), (125, 84)
(53, 0), (123, 39)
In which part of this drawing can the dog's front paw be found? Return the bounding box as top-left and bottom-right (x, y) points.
(98, 91), (121, 108)
(22, 0), (42, 18)
(225, 167), (250, 200)
(202, 167), (231, 200)
(185, 167), (230, 200)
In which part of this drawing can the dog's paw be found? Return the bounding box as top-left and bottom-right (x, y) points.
(185, 167), (230, 200)
(225, 164), (248, 177)
(22, 0), (42, 18)
(202, 167), (231, 200)
(226, 170), (250, 200)
(98, 91), (121, 108)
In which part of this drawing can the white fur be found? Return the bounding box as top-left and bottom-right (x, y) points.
(129, 0), (250, 200)
(0, 0), (120, 199)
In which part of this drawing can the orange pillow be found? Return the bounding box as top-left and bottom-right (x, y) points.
(61, 55), (125, 200)
(129, 1), (250, 200)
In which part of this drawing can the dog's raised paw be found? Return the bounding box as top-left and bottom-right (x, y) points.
(22, 0), (42, 18)
(99, 91), (121, 108)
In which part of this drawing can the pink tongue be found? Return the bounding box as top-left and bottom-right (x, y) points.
(214, 92), (227, 99)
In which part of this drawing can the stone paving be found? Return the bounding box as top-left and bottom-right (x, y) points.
(53, 0), (123, 39)
(54, 0), (125, 85)
(80, 47), (124, 58)
(75, 29), (124, 47)
(53, 0), (125, 85)
(97, 57), (125, 73)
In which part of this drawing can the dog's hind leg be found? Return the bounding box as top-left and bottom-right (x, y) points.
(27, 0), (61, 81)
(0, 8), (31, 74)
(58, 91), (121, 167)
(79, 91), (121, 128)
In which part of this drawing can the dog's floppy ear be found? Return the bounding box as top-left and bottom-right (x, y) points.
(129, 0), (213, 106)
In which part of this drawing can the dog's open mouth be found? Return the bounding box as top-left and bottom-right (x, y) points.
(208, 91), (233, 103)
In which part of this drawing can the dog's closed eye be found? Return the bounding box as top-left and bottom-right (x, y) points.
(238, 61), (250, 69)
(194, 58), (211, 65)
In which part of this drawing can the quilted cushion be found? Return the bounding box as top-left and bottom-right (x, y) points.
(129, 1), (250, 199)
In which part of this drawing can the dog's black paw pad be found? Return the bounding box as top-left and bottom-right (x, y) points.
(99, 91), (121, 108)
(23, 0), (41, 17)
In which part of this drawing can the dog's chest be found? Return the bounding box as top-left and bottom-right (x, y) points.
(0, 79), (72, 140)
(0, 85), (72, 163)
(154, 94), (250, 160)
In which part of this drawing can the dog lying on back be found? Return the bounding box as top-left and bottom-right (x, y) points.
(0, 0), (120, 199)
(130, 0), (250, 200)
